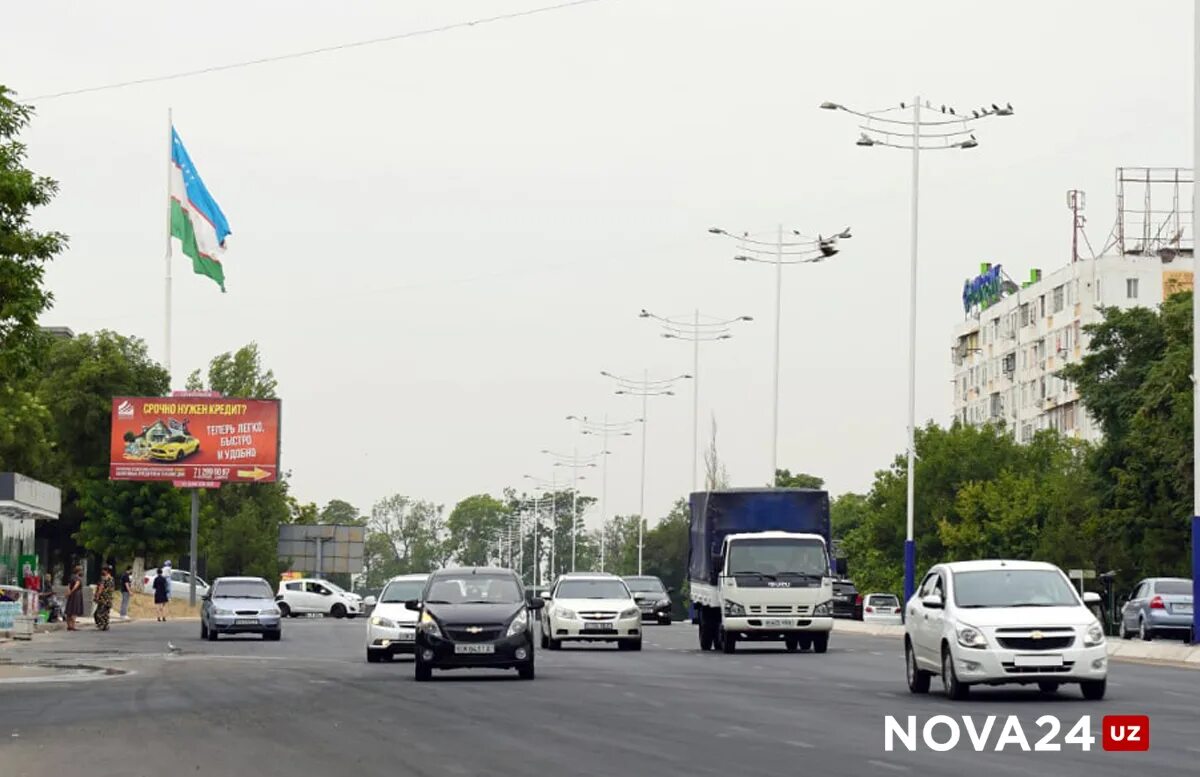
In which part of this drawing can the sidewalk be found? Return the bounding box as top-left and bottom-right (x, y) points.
(833, 618), (1200, 668)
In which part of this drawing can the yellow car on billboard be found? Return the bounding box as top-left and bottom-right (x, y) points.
(149, 434), (200, 462)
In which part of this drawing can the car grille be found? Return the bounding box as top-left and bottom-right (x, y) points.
(1002, 661), (1075, 674)
(997, 636), (1075, 650)
(747, 605), (810, 615)
(444, 626), (503, 642)
(235, 610), (259, 616)
(579, 612), (617, 620)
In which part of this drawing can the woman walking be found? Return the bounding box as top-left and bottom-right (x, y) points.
(93, 566), (115, 631)
(65, 565), (84, 631)
(153, 567), (169, 621)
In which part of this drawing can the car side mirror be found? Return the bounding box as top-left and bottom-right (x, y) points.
(404, 599), (421, 612)
(1082, 591), (1101, 605)
(201, 594), (211, 601)
(529, 598), (544, 610)
(363, 596), (377, 606)
(921, 594), (943, 609)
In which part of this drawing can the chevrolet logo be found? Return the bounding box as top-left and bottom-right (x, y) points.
(466, 626), (483, 634)
(1030, 630), (1044, 640)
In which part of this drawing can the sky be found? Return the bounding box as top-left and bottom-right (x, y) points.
(1, 0), (1193, 531)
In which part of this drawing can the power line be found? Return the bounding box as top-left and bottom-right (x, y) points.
(21, 0), (606, 103)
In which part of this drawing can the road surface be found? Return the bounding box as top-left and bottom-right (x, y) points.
(1, 618), (1195, 776)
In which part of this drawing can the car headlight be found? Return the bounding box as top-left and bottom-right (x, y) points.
(956, 623), (987, 649)
(620, 607), (640, 619)
(507, 610), (528, 636)
(723, 600), (745, 617)
(555, 607), (577, 620)
(813, 600), (832, 616)
(656, 598), (671, 607)
(1084, 621), (1105, 647)
(371, 616), (396, 629)
(261, 608), (280, 617)
(418, 610), (442, 638)
(213, 608), (233, 616)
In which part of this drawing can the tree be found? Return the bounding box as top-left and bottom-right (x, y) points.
(360, 494), (447, 588)
(775, 469), (824, 489)
(704, 413), (729, 489)
(186, 342), (277, 398)
(319, 499), (365, 526)
(74, 480), (190, 562)
(830, 492), (869, 538)
(0, 86), (67, 380)
(447, 494), (508, 566)
(640, 499), (689, 617)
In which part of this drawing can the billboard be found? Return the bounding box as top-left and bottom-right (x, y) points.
(109, 396), (281, 485)
(278, 524), (365, 575)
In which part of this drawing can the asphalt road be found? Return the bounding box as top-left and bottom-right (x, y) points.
(2, 617), (1197, 777)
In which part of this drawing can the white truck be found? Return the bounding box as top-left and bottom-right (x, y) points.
(688, 489), (835, 653)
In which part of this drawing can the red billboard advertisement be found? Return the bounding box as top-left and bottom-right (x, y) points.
(109, 396), (281, 485)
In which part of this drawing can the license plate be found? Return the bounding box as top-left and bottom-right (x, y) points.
(1013, 654), (1063, 668)
(396, 629), (415, 641)
(235, 619), (258, 626)
(1175, 604), (1193, 614)
(763, 619), (793, 628)
(583, 622), (614, 631)
(454, 643), (494, 654)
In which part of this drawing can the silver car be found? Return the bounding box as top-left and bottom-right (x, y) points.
(1119, 577), (1193, 641)
(201, 577), (283, 641)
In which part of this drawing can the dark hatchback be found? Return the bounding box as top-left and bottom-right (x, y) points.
(408, 567), (543, 681)
(831, 578), (861, 619)
(623, 575), (674, 624)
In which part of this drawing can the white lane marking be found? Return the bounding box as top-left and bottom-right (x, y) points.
(870, 651), (884, 656)
(786, 740), (814, 749)
(836, 683), (857, 689)
(753, 665), (766, 671)
(1164, 690), (1188, 698)
(867, 760), (909, 772)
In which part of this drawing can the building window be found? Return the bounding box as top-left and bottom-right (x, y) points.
(1020, 303), (1031, 327)
(1126, 278), (1138, 299)
(1053, 285), (1064, 313)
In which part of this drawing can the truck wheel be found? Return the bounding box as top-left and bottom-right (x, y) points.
(811, 633), (829, 654)
(784, 637), (799, 652)
(721, 629), (737, 654)
(798, 636), (812, 651)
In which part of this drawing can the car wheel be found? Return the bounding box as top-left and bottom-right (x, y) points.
(278, 602), (291, 618)
(1081, 679), (1106, 700)
(547, 635), (561, 651)
(414, 658), (432, 682)
(331, 603), (347, 619)
(200, 621), (209, 640)
(518, 660), (535, 680)
(381, 653), (393, 662)
(721, 629), (737, 654)
(207, 624), (219, 642)
(367, 650), (381, 663)
(784, 637), (799, 653)
(1037, 681), (1060, 694)
(268, 631), (282, 642)
(811, 633), (829, 654)
(905, 640), (931, 694)
(941, 646), (969, 700)
(1139, 618), (1152, 641)
(619, 638), (642, 651)
(346, 614), (357, 620)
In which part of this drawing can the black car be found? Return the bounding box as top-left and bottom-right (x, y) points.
(831, 578), (860, 619)
(408, 567), (542, 681)
(623, 575), (674, 624)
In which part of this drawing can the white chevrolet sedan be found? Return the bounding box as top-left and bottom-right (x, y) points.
(539, 573), (642, 651)
(904, 560), (1107, 700)
(365, 574), (428, 662)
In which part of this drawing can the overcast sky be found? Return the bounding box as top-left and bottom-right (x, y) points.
(2, 0), (1193, 529)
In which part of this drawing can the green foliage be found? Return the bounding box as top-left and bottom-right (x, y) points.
(775, 470), (824, 489)
(320, 499), (365, 525)
(830, 492), (869, 538)
(186, 342), (277, 398)
(360, 494), (448, 589)
(447, 494), (508, 566)
(74, 481), (189, 560)
(0, 86), (67, 381)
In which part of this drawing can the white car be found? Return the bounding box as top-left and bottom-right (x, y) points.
(365, 574), (428, 662)
(539, 572), (642, 650)
(862, 593), (903, 625)
(142, 569), (209, 599)
(276, 578), (362, 619)
(904, 560), (1107, 701)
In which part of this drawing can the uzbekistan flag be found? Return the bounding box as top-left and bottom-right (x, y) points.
(170, 128), (231, 292)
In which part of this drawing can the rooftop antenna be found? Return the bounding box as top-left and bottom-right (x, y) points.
(1067, 190), (1086, 263)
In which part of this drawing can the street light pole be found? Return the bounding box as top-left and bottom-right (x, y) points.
(772, 225), (783, 484)
(601, 416), (609, 572)
(904, 95), (921, 608)
(571, 443), (578, 572)
(639, 374), (648, 576)
(1192, 3), (1200, 645)
(693, 310), (700, 492)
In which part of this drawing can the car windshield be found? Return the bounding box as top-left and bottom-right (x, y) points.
(425, 575), (522, 604)
(624, 578), (665, 593)
(726, 538), (828, 577)
(555, 580), (630, 599)
(953, 570), (1079, 608)
(1155, 580), (1192, 595)
(381, 580), (426, 603)
(213, 581), (273, 599)
(868, 595), (899, 607)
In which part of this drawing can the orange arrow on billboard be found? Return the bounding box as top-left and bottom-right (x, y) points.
(236, 467), (270, 481)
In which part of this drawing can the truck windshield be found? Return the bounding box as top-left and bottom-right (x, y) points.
(726, 538), (827, 577)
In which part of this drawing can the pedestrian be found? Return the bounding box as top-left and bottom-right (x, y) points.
(153, 567), (169, 621)
(93, 566), (115, 631)
(65, 565), (84, 631)
(119, 565), (133, 620)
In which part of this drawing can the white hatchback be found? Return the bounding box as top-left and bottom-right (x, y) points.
(904, 560), (1107, 700)
(539, 573), (642, 650)
(861, 593), (903, 625)
(365, 574), (428, 662)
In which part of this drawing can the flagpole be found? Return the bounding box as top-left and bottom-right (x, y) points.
(164, 107), (174, 385)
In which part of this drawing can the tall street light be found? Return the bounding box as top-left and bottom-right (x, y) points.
(566, 414), (639, 571)
(542, 448), (599, 572)
(523, 474), (561, 587)
(709, 226), (851, 484)
(821, 96), (1013, 604)
(639, 308), (753, 492)
(601, 370), (691, 574)
(1192, 5), (1200, 646)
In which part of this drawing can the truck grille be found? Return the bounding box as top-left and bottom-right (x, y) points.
(747, 605), (810, 615)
